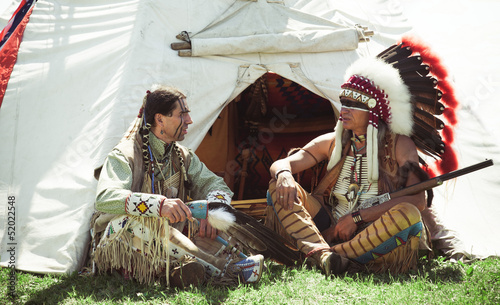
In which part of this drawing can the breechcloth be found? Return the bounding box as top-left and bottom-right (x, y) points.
(267, 180), (422, 273)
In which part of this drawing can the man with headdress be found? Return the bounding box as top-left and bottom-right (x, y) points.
(266, 39), (456, 275)
(90, 85), (264, 287)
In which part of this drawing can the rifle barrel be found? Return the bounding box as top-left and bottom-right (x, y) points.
(438, 159), (493, 181)
(390, 159), (494, 199)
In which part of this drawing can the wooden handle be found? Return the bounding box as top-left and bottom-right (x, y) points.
(171, 42), (191, 50)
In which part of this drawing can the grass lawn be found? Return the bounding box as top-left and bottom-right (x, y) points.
(1, 256), (499, 304)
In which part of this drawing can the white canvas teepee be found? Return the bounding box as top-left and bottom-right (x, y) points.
(0, 0), (498, 275)
(0, 3), (10, 18)
(401, 0), (500, 260)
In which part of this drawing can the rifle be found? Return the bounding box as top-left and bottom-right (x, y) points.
(357, 159), (494, 209)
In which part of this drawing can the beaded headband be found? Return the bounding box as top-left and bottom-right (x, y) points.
(339, 74), (392, 130)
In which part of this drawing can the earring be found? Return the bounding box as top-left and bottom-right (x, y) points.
(160, 130), (164, 135)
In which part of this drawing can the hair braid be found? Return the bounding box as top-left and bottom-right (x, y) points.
(139, 120), (156, 194)
(140, 123), (153, 171)
(173, 142), (191, 189)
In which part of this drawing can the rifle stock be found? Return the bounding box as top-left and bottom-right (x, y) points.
(390, 176), (443, 199)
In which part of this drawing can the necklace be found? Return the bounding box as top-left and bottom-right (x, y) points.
(346, 142), (365, 207)
(351, 131), (366, 154)
(152, 144), (177, 198)
(351, 133), (366, 143)
(352, 143), (366, 154)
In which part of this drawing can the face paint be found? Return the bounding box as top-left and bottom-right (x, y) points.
(173, 98), (190, 140)
(340, 98), (369, 112)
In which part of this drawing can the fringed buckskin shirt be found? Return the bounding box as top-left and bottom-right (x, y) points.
(95, 132), (232, 215)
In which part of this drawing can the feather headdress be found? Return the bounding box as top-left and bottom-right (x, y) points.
(328, 35), (459, 179)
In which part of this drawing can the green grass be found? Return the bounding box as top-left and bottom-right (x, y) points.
(1, 256), (499, 304)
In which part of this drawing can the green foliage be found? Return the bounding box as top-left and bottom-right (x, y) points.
(1, 257), (499, 305)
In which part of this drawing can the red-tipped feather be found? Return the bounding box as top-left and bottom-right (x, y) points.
(438, 125), (459, 174)
(439, 81), (460, 110)
(400, 35), (460, 173)
(423, 165), (436, 178)
(401, 35), (460, 114)
(437, 145), (459, 174)
(400, 35), (448, 80)
(442, 125), (454, 144)
(443, 108), (457, 126)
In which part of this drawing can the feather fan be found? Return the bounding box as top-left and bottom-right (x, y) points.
(208, 202), (301, 266)
(188, 200), (301, 266)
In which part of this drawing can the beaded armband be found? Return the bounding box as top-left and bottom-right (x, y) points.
(125, 193), (163, 217)
(351, 210), (364, 226)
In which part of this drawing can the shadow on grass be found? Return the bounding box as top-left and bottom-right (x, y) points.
(270, 256), (468, 286)
(337, 257), (468, 286)
(20, 262), (300, 304)
(18, 257), (470, 304)
(21, 270), (233, 305)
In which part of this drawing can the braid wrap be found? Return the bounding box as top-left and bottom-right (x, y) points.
(173, 142), (192, 191)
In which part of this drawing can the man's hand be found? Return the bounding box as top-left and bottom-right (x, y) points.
(276, 171), (298, 210)
(198, 218), (217, 240)
(160, 198), (192, 223)
(333, 214), (357, 242)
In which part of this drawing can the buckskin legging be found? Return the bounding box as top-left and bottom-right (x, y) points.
(267, 179), (422, 273)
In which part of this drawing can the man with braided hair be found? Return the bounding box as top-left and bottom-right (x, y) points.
(90, 85), (263, 287)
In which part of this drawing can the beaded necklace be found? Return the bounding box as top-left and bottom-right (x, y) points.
(346, 132), (367, 206)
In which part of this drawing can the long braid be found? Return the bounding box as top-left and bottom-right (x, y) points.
(173, 142), (191, 190)
(140, 93), (156, 193)
(140, 123), (152, 170)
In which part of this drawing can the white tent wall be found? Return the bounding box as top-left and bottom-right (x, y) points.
(0, 0), (497, 275)
(0, 0), (144, 273)
(401, 0), (500, 257)
(0, 1), (15, 19)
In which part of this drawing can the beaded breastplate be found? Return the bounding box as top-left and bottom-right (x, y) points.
(330, 155), (378, 221)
